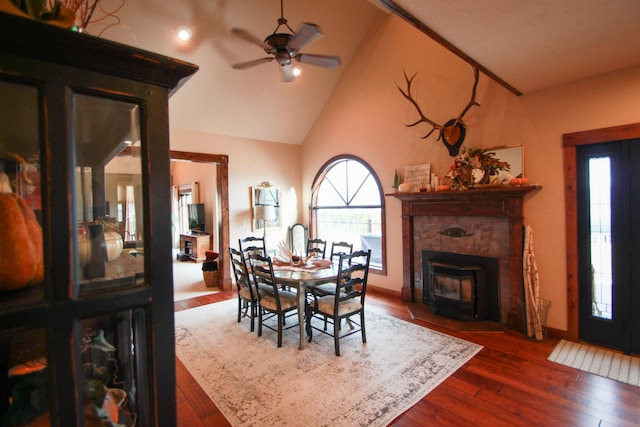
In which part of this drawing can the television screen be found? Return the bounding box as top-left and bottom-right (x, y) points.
(187, 203), (205, 232)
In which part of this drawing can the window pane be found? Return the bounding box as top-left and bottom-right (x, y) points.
(350, 174), (381, 206)
(313, 157), (384, 270)
(316, 207), (382, 267)
(589, 156), (612, 320)
(317, 179), (345, 206)
(317, 160), (380, 207)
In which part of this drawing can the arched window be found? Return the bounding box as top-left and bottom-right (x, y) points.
(310, 155), (386, 273)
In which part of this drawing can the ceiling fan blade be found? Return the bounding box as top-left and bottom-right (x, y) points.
(230, 27), (273, 51)
(288, 22), (323, 52)
(231, 57), (274, 70)
(295, 54), (341, 69)
(279, 63), (295, 83)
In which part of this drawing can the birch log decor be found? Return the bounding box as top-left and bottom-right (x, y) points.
(523, 225), (545, 340)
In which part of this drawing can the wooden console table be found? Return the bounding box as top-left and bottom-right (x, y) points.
(180, 233), (210, 262)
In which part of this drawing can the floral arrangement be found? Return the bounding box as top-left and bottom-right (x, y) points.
(445, 147), (511, 190)
(63, 0), (126, 35)
(6, 0), (125, 36)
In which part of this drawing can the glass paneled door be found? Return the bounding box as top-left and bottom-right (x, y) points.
(577, 139), (640, 354)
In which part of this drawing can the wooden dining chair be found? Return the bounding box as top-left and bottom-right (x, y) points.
(229, 247), (258, 332)
(239, 236), (265, 258)
(249, 253), (299, 347)
(306, 249), (371, 356)
(311, 240), (355, 298)
(306, 238), (327, 259)
(329, 241), (353, 261)
(239, 235), (265, 285)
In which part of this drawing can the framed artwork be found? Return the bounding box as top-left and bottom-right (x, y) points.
(251, 186), (281, 231)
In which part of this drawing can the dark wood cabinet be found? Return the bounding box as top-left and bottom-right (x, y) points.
(0, 12), (197, 426)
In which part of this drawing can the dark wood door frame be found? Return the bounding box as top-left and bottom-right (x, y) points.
(171, 151), (231, 291)
(562, 123), (640, 341)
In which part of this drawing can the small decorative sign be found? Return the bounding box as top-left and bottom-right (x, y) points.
(404, 164), (431, 192)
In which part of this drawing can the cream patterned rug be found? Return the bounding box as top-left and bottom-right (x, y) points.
(548, 339), (640, 387)
(172, 251), (218, 301)
(174, 300), (482, 427)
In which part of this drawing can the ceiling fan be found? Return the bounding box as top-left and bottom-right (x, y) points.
(230, 0), (341, 82)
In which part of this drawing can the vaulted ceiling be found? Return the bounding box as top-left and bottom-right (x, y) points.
(101, 0), (640, 146)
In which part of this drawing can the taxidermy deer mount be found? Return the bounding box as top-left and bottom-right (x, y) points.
(397, 66), (480, 156)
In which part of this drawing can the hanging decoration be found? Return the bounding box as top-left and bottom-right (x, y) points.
(396, 65), (480, 156)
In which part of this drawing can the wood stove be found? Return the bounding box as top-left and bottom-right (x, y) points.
(427, 260), (487, 321)
(423, 251), (500, 322)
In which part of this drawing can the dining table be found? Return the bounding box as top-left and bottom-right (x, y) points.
(272, 260), (339, 350)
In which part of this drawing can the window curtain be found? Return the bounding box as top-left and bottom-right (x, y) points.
(176, 182), (199, 236)
(124, 185), (137, 242)
(191, 182), (199, 203)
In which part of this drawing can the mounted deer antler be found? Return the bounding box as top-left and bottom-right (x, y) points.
(396, 65), (480, 156)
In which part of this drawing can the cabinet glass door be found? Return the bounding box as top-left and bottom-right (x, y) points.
(0, 81), (48, 425)
(0, 81), (44, 299)
(1, 328), (48, 425)
(73, 94), (145, 296)
(80, 308), (148, 426)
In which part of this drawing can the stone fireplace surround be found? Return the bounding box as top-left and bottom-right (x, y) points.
(390, 186), (540, 329)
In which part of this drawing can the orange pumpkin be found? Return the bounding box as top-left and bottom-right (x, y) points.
(0, 174), (44, 291)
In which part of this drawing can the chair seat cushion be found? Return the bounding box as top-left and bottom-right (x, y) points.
(312, 282), (337, 295)
(239, 285), (257, 301)
(260, 291), (297, 311)
(313, 295), (362, 316)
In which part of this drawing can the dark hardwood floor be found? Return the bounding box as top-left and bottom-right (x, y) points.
(174, 290), (639, 426)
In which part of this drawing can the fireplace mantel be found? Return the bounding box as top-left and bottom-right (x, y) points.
(388, 185), (541, 328)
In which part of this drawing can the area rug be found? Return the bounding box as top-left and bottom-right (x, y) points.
(548, 339), (639, 387)
(172, 253), (218, 301)
(174, 300), (482, 427)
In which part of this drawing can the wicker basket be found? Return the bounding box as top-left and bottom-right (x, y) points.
(203, 270), (219, 288)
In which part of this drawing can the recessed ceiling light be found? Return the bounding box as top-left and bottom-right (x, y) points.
(176, 26), (192, 42)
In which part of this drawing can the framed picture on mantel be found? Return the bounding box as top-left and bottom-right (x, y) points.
(404, 164), (431, 192)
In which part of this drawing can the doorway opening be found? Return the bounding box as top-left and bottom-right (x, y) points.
(170, 151), (231, 291)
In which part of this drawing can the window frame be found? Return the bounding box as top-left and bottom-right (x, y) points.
(309, 155), (387, 275)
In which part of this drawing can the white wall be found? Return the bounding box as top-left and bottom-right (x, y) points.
(168, 12), (640, 332)
(300, 13), (640, 331)
(169, 129), (302, 253)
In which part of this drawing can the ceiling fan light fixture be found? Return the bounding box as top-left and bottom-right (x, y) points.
(176, 26), (192, 42)
(275, 52), (292, 66)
